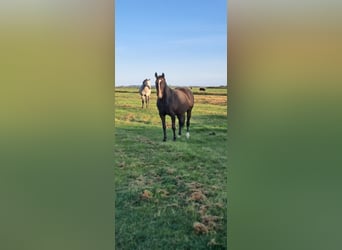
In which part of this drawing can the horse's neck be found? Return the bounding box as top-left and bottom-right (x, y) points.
(163, 83), (172, 97)
(160, 85), (174, 106)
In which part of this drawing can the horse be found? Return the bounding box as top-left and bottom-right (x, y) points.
(154, 72), (194, 141)
(139, 79), (151, 108)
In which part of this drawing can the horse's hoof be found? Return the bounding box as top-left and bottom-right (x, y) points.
(163, 138), (167, 142)
(186, 132), (190, 139)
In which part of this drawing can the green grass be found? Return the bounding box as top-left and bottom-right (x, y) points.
(115, 86), (228, 249)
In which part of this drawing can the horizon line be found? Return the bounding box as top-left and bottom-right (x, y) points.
(115, 83), (227, 87)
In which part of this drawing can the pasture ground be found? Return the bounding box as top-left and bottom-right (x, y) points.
(115, 86), (228, 249)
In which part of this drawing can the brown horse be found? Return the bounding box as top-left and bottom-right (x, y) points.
(139, 79), (151, 108)
(155, 72), (194, 141)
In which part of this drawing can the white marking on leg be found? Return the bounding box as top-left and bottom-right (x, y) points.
(186, 132), (190, 139)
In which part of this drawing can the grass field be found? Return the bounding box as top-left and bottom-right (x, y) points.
(115, 86), (228, 249)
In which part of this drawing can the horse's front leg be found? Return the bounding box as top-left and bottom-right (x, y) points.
(171, 115), (176, 141)
(160, 114), (167, 141)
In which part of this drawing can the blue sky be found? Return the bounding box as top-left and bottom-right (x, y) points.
(115, 0), (227, 86)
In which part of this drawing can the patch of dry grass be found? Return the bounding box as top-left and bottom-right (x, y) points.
(195, 94), (228, 106)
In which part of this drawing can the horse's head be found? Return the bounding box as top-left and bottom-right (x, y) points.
(155, 72), (166, 99)
(142, 79), (151, 88)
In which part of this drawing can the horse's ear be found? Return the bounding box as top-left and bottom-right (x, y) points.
(162, 73), (165, 78)
(155, 72), (158, 78)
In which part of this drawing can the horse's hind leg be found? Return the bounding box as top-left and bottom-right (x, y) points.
(186, 109), (192, 139)
(177, 114), (185, 136)
(141, 96), (144, 108)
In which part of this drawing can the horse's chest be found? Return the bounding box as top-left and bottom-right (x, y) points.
(157, 100), (174, 115)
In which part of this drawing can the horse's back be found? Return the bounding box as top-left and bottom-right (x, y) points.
(174, 87), (194, 107)
(170, 88), (194, 115)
